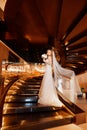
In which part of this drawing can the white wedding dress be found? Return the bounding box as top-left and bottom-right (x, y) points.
(38, 50), (82, 106)
(38, 54), (63, 107)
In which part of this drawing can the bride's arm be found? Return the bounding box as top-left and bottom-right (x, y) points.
(43, 58), (51, 65)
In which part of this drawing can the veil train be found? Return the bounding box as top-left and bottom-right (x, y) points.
(52, 50), (82, 99)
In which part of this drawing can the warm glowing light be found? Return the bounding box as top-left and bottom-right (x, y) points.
(83, 56), (87, 58)
(0, 0), (7, 11)
(72, 65), (77, 68)
(35, 63), (46, 73)
(65, 41), (69, 46)
(24, 35), (32, 41)
(78, 62), (84, 64)
(66, 47), (69, 50)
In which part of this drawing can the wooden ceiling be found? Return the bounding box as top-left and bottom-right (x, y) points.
(1, 0), (87, 74)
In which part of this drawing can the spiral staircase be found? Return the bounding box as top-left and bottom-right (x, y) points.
(1, 73), (77, 130)
(0, 0), (87, 129)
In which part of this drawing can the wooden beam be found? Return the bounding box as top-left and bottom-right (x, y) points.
(61, 5), (87, 42)
(65, 29), (87, 47)
(67, 41), (87, 51)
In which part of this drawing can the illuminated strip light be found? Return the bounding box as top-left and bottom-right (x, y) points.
(0, 0), (7, 11)
(65, 41), (69, 46)
(72, 65), (77, 68)
(78, 62), (84, 64)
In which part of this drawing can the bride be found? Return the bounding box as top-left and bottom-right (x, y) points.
(38, 48), (82, 106)
(38, 49), (63, 107)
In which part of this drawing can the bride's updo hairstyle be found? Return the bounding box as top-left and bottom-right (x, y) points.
(47, 49), (52, 56)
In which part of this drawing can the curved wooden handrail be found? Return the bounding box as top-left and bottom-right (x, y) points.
(0, 76), (19, 127)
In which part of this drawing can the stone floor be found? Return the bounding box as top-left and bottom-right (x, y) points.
(75, 94), (87, 122)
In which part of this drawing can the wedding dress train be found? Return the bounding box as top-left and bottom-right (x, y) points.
(38, 63), (63, 107)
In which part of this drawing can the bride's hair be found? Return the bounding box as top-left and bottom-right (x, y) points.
(52, 47), (61, 62)
(46, 46), (61, 63)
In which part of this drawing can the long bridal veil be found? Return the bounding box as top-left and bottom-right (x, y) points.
(52, 50), (82, 101)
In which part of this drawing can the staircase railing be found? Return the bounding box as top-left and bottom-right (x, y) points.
(0, 75), (19, 127)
